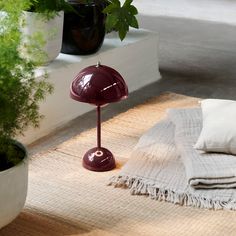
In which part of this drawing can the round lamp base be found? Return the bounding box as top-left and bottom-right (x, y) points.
(82, 147), (116, 172)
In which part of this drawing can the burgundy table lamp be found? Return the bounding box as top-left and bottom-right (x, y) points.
(70, 62), (128, 171)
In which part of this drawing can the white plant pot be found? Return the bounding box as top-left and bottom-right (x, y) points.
(20, 11), (64, 64)
(0, 143), (28, 229)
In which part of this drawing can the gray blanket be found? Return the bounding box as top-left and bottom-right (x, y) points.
(169, 108), (236, 189)
(109, 108), (236, 210)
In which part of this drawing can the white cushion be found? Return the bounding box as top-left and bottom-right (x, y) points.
(194, 99), (236, 154)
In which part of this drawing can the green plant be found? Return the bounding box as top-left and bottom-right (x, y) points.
(0, 1), (53, 170)
(25, 0), (73, 20)
(104, 0), (139, 40)
(23, 0), (139, 40)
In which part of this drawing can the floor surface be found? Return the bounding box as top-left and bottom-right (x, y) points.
(4, 93), (236, 236)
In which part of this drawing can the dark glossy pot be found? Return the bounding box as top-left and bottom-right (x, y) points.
(61, 0), (106, 55)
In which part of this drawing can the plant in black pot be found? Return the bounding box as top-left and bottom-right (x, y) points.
(61, 0), (139, 55)
(0, 1), (53, 229)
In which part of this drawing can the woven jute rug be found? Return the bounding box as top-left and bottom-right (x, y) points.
(2, 92), (236, 236)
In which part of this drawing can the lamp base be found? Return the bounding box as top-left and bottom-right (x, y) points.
(82, 147), (116, 171)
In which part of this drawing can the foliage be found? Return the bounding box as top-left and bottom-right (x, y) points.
(25, 0), (73, 20)
(104, 0), (139, 40)
(0, 1), (53, 169)
(22, 0), (139, 40)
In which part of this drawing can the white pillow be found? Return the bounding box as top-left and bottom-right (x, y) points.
(194, 98), (236, 154)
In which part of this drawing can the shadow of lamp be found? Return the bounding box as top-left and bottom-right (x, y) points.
(70, 62), (128, 171)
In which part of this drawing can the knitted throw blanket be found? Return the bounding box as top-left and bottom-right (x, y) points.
(109, 108), (236, 210)
(169, 108), (236, 189)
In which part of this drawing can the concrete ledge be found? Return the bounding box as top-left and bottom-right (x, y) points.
(19, 29), (161, 145)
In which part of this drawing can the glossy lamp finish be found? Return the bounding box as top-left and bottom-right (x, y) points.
(70, 63), (128, 171)
(70, 64), (128, 106)
(82, 147), (115, 171)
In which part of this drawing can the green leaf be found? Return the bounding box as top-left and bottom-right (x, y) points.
(105, 13), (119, 32)
(118, 28), (127, 41)
(103, 3), (118, 13)
(123, 0), (133, 7)
(127, 5), (138, 15)
(110, 0), (121, 7)
(117, 19), (129, 40)
(129, 15), (139, 28)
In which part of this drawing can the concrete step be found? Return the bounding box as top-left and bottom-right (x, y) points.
(135, 0), (236, 73)
(135, 0), (236, 25)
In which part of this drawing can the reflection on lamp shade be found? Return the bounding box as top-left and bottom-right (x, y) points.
(70, 64), (128, 106)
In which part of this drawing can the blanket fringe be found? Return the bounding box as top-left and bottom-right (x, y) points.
(108, 175), (236, 210)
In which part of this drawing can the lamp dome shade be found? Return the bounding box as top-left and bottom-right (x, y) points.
(70, 64), (128, 106)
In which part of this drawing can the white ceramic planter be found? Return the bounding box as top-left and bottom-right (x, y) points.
(0, 144), (28, 229)
(20, 11), (64, 65)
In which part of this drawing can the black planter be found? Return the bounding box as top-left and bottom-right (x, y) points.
(61, 0), (106, 55)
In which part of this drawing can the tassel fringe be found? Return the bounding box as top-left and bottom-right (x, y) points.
(108, 175), (236, 210)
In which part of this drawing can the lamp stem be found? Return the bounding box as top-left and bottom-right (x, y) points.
(97, 105), (101, 148)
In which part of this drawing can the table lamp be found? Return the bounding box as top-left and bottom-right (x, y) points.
(70, 62), (128, 171)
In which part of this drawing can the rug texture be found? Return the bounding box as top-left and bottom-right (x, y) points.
(2, 92), (236, 236)
(110, 107), (236, 210)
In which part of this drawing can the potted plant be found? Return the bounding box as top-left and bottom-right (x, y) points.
(61, 0), (139, 55)
(0, 1), (53, 229)
(21, 0), (73, 64)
